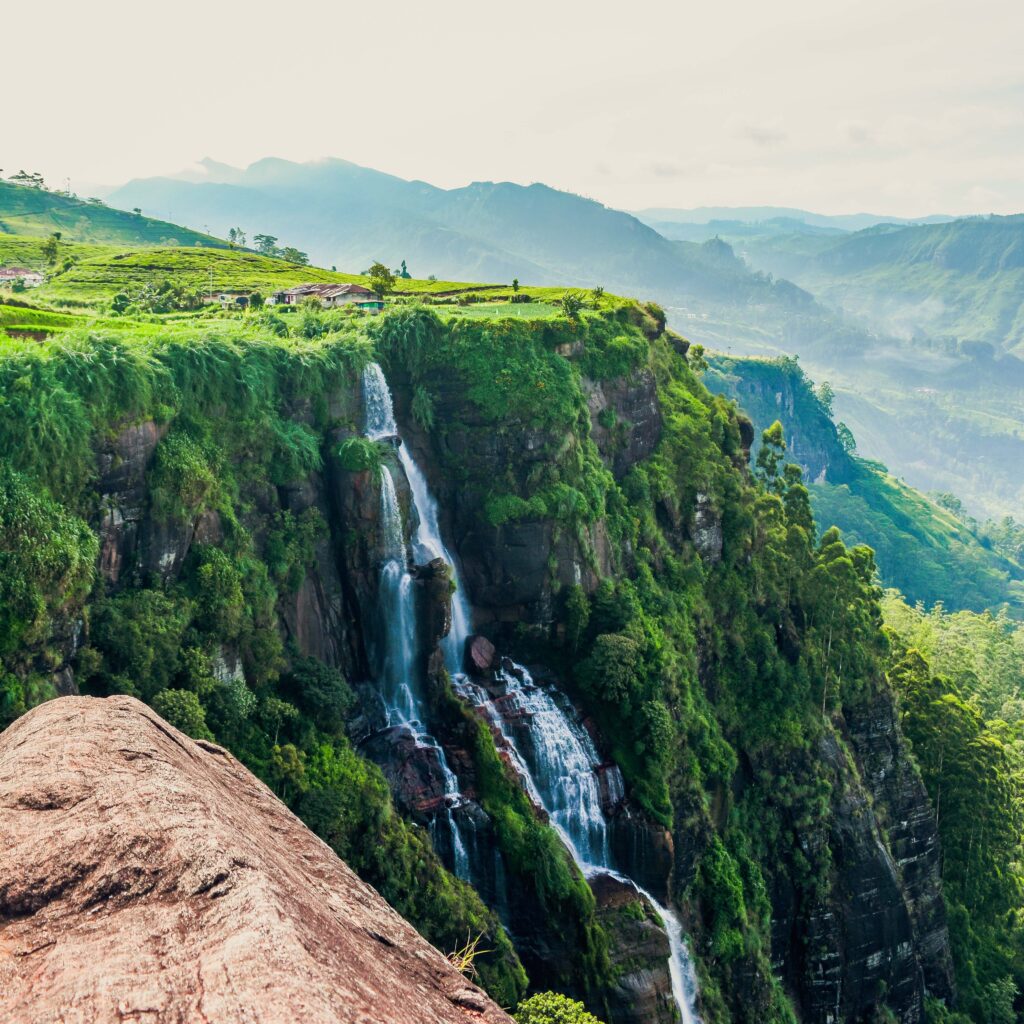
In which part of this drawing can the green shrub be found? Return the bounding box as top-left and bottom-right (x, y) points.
(337, 437), (388, 479)
(150, 431), (221, 521)
(0, 467), (97, 657)
(514, 992), (606, 1024)
(152, 688), (214, 740)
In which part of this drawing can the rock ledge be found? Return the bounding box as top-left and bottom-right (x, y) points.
(0, 696), (511, 1024)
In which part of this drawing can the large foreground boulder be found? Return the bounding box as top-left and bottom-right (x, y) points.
(0, 696), (512, 1024)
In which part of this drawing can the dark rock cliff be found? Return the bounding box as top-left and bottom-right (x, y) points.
(394, 354), (952, 1024)
(17, 337), (952, 1024)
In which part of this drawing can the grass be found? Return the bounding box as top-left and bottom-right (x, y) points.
(2, 233), (631, 327)
(0, 180), (225, 248)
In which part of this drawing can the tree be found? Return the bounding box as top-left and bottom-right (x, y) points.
(9, 170), (45, 189)
(152, 688), (213, 740)
(815, 380), (835, 417)
(41, 233), (60, 265)
(756, 421), (787, 490)
(227, 227), (247, 249)
(512, 278), (520, 293)
(835, 421), (857, 455)
(514, 992), (606, 1024)
(399, 259), (411, 279)
(559, 290), (586, 322)
(368, 261), (396, 297)
(280, 247), (309, 266)
(132, 207), (142, 217)
(253, 233), (280, 256)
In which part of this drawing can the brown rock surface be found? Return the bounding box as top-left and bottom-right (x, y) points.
(0, 696), (513, 1024)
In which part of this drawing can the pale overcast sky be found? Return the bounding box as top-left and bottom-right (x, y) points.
(6, 0), (1023, 216)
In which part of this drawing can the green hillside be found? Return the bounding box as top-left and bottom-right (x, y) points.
(741, 214), (1024, 355)
(707, 353), (1024, 615)
(0, 179), (225, 248)
(2, 235), (1023, 1022)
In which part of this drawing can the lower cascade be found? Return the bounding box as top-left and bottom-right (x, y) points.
(362, 363), (700, 1022)
(455, 662), (702, 1024)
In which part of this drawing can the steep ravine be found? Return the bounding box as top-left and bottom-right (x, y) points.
(0, 306), (955, 1024)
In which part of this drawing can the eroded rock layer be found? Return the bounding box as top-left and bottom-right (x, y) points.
(0, 696), (511, 1024)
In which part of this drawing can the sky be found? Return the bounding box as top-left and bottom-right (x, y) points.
(6, 0), (1024, 217)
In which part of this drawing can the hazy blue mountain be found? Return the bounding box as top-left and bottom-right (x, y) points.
(740, 215), (1024, 355)
(633, 205), (954, 231)
(106, 158), (1022, 519)
(109, 158), (820, 311)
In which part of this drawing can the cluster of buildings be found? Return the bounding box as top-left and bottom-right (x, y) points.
(0, 267), (44, 288)
(270, 282), (384, 311)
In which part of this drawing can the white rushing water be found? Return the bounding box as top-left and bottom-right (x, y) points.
(363, 363), (472, 674)
(456, 663), (702, 1024)
(363, 364), (701, 1020)
(362, 364), (469, 878)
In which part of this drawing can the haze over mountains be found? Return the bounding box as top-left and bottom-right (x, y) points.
(108, 157), (1024, 519)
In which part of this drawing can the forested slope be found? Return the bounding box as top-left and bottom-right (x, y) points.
(1, 270), (1019, 1022)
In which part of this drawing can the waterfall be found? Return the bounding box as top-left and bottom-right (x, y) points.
(397, 445), (472, 675)
(456, 662), (702, 1024)
(375, 467), (418, 725)
(362, 363), (472, 674)
(362, 363), (469, 879)
(361, 363), (701, 1022)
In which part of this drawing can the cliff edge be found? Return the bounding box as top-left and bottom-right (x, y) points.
(0, 695), (511, 1024)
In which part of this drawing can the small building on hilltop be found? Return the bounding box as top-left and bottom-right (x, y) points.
(0, 267), (44, 288)
(273, 282), (383, 311)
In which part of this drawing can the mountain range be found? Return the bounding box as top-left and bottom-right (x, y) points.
(38, 157), (1024, 520)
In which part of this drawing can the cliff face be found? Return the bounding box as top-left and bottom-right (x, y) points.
(0, 695), (511, 1024)
(0, 307), (956, 1024)
(705, 355), (853, 485)
(392, 329), (953, 1023)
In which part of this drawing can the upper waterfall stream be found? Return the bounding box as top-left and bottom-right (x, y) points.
(362, 363), (468, 878)
(361, 363), (700, 1022)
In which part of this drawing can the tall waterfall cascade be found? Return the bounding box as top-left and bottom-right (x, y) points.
(362, 363), (700, 1022)
(361, 363), (468, 878)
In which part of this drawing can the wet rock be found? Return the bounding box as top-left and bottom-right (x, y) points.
(0, 696), (511, 1024)
(362, 725), (451, 819)
(142, 514), (196, 583)
(609, 803), (676, 904)
(413, 557), (454, 654)
(466, 635), (497, 674)
(591, 873), (677, 1024)
(95, 419), (166, 585)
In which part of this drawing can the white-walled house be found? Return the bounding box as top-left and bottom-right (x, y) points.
(273, 283), (384, 311)
(0, 267), (44, 287)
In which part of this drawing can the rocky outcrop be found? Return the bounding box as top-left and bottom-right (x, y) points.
(767, 725), (937, 1024)
(705, 357), (854, 485)
(591, 873), (676, 1024)
(689, 492), (723, 564)
(0, 696), (511, 1024)
(96, 419), (166, 587)
(582, 370), (663, 478)
(844, 688), (956, 1002)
